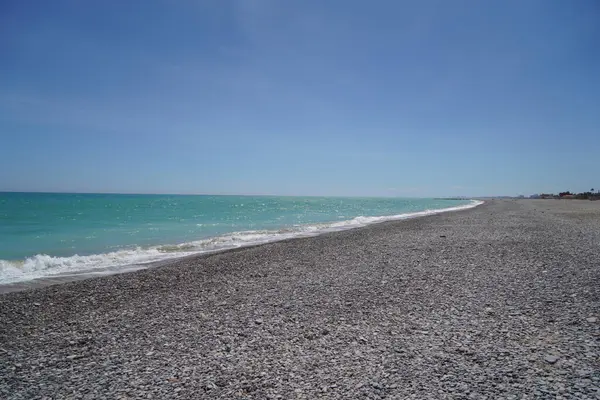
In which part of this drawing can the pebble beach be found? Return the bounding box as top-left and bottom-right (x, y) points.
(1, 199), (598, 399)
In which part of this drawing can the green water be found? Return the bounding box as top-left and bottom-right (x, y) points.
(0, 192), (477, 283)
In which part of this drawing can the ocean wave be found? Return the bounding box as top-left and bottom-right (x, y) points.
(0, 200), (483, 284)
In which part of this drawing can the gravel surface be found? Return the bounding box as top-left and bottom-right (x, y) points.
(1, 199), (599, 399)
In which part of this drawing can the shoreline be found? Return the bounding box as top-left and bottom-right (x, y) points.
(1, 199), (598, 398)
(0, 200), (483, 293)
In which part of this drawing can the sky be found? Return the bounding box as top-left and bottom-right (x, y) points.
(1, 0), (599, 197)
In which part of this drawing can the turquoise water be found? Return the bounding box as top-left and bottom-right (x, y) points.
(0, 193), (478, 283)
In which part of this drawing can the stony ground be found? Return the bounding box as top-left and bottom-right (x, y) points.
(1, 200), (598, 399)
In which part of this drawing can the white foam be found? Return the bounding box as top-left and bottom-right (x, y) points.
(0, 200), (483, 284)
(0, 248), (192, 284)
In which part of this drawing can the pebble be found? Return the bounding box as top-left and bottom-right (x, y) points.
(544, 355), (560, 364)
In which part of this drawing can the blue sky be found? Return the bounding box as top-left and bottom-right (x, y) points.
(1, 0), (599, 197)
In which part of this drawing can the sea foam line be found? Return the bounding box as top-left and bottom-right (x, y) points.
(0, 200), (483, 284)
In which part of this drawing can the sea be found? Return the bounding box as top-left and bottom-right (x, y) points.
(0, 193), (480, 284)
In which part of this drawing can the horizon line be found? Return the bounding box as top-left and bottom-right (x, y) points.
(0, 190), (479, 199)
